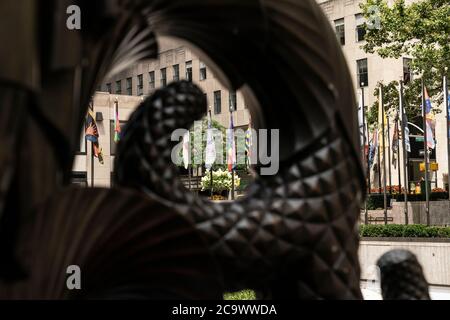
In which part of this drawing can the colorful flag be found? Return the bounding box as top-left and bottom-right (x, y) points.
(227, 112), (236, 172)
(205, 112), (216, 170)
(85, 109), (104, 164)
(402, 108), (411, 153)
(245, 121), (253, 167)
(114, 104), (121, 143)
(358, 92), (368, 150)
(423, 87), (436, 149)
(377, 87), (387, 159)
(182, 131), (190, 169)
(392, 114), (399, 168)
(369, 129), (378, 170)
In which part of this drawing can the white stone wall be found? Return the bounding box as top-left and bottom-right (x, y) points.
(360, 239), (450, 286)
(96, 0), (449, 189)
(318, 0), (449, 189)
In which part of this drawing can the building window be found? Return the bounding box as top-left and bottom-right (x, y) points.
(115, 80), (122, 94)
(355, 14), (366, 42)
(334, 18), (345, 46)
(229, 91), (237, 111)
(106, 83), (112, 94)
(186, 61), (192, 82)
(71, 172), (88, 187)
(160, 68), (167, 87)
(173, 64), (180, 81)
(214, 91), (221, 115)
(110, 120), (127, 156)
(149, 71), (155, 90)
(403, 58), (413, 84)
(357, 58), (368, 87)
(126, 77), (132, 95)
(137, 74), (143, 96)
(199, 62), (207, 81)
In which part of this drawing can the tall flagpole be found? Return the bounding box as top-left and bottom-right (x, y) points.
(367, 131), (371, 195)
(208, 107), (214, 198)
(387, 114), (392, 193)
(361, 85), (368, 225)
(444, 68), (450, 200)
(367, 121), (371, 194)
(399, 80), (409, 224)
(89, 99), (95, 188)
(231, 108), (235, 201)
(188, 164), (192, 190)
(396, 116), (402, 192)
(377, 146), (382, 191)
(380, 85), (388, 225)
(421, 79), (430, 226)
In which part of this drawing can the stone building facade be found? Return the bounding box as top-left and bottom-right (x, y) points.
(75, 0), (448, 190)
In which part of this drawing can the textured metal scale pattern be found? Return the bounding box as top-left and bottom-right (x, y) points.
(0, 0), (431, 299)
(114, 81), (363, 299)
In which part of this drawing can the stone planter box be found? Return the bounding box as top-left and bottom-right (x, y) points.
(391, 200), (450, 225)
(359, 238), (450, 287)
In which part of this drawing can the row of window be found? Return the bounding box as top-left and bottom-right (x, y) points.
(105, 60), (206, 96)
(213, 90), (237, 115)
(356, 57), (413, 88)
(76, 90), (239, 154)
(334, 13), (367, 45)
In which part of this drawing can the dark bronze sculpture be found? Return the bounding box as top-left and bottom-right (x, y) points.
(0, 0), (429, 299)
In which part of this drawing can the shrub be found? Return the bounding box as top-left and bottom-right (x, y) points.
(359, 224), (450, 238)
(201, 169), (240, 193)
(394, 192), (449, 202)
(224, 290), (256, 300)
(370, 186), (404, 194)
(366, 193), (392, 209)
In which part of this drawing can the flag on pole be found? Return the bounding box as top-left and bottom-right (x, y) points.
(182, 131), (190, 169)
(402, 107), (411, 153)
(227, 112), (236, 172)
(245, 121), (253, 167)
(392, 114), (399, 168)
(423, 87), (436, 149)
(85, 109), (104, 164)
(369, 129), (378, 170)
(114, 104), (121, 143)
(205, 112), (216, 170)
(447, 88), (450, 140)
(377, 86), (387, 159)
(358, 91), (365, 148)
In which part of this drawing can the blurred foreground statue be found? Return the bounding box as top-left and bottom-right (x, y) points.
(0, 0), (429, 299)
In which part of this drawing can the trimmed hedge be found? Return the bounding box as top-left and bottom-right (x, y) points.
(366, 192), (449, 209)
(394, 192), (449, 202)
(366, 193), (392, 209)
(360, 224), (450, 238)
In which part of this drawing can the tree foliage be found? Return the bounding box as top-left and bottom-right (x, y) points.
(201, 169), (241, 193)
(361, 0), (449, 123)
(178, 116), (248, 171)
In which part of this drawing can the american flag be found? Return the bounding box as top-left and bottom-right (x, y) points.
(85, 109), (104, 164)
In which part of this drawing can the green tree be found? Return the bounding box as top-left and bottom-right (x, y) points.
(200, 169), (241, 193)
(366, 80), (424, 129)
(361, 0), (449, 120)
(178, 117), (248, 172)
